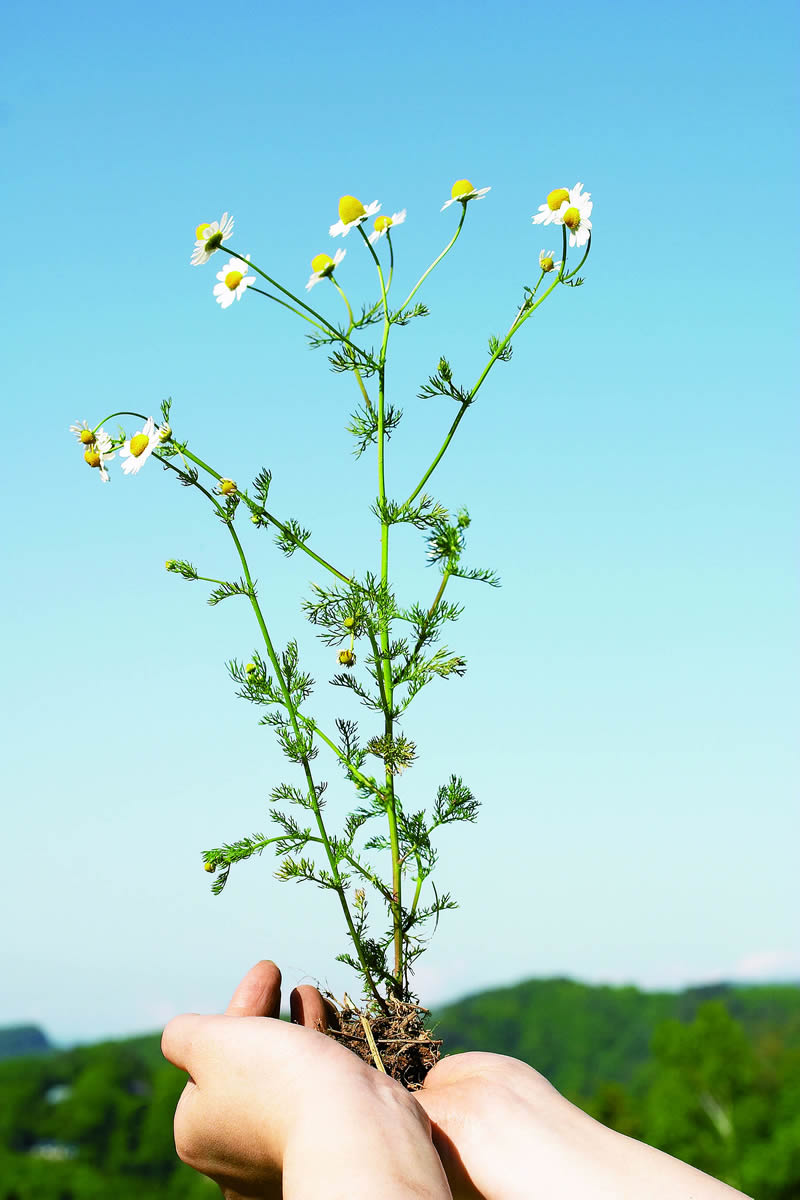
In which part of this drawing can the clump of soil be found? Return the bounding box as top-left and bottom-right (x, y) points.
(322, 994), (441, 1090)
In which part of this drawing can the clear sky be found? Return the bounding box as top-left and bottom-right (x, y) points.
(2, 0), (798, 1044)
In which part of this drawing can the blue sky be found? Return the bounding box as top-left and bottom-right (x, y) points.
(2, 0), (798, 1043)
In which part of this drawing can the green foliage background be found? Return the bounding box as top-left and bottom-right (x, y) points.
(1, 979), (797, 1198)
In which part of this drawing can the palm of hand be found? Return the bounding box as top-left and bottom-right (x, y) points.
(418, 1052), (564, 1200)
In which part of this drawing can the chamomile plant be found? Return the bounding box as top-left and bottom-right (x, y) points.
(71, 180), (593, 1082)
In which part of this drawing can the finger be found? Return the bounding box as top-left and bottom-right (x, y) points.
(161, 1012), (213, 1073)
(289, 985), (338, 1031)
(225, 959), (282, 1018)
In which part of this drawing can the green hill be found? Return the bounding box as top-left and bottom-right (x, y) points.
(0, 1026), (52, 1061)
(432, 977), (800, 1096)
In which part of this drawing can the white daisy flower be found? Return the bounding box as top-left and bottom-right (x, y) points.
(538, 249), (562, 273)
(306, 248), (346, 290)
(213, 255), (256, 309)
(70, 419), (97, 446)
(441, 179), (491, 211)
(532, 188), (571, 227)
(119, 417), (161, 476)
(329, 195), (381, 237)
(533, 183), (592, 248)
(368, 210), (407, 245)
(558, 182), (592, 248)
(191, 213), (235, 265)
(82, 442), (114, 482)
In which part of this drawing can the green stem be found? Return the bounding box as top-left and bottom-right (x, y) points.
(158, 441), (383, 1007)
(397, 205), (467, 313)
(404, 231), (569, 507)
(358, 223), (403, 992)
(562, 230), (591, 280)
(175, 446), (354, 585)
(250, 286), (327, 331)
(225, 517), (385, 1009)
(332, 279), (373, 412)
(395, 571), (451, 685)
(310, 721), (387, 802)
(222, 245), (366, 358)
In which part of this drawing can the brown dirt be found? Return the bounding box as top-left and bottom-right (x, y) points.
(320, 994), (442, 1090)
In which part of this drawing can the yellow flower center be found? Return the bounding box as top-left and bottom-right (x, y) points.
(338, 195), (366, 224)
(338, 649), (356, 666)
(84, 449), (101, 468)
(540, 256), (555, 272)
(219, 478), (237, 495)
(451, 179), (474, 199)
(562, 206), (581, 231)
(311, 253), (335, 275)
(547, 188), (570, 211)
(373, 215), (392, 232)
(80, 429), (95, 445)
(224, 270), (244, 290)
(129, 433), (149, 457)
(196, 223), (211, 241)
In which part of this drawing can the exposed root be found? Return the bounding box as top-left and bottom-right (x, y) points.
(321, 993), (441, 1090)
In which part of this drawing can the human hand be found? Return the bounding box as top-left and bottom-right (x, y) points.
(418, 1045), (751, 1200)
(161, 960), (452, 1200)
(285, 982), (752, 1200)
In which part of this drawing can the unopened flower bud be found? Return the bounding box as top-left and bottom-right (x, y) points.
(246, 662), (258, 676)
(219, 478), (237, 496)
(343, 616), (356, 630)
(204, 861), (216, 873)
(355, 888), (366, 905)
(165, 559), (176, 571)
(338, 649), (356, 667)
(438, 357), (452, 381)
(159, 423), (172, 442)
(84, 449), (101, 468)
